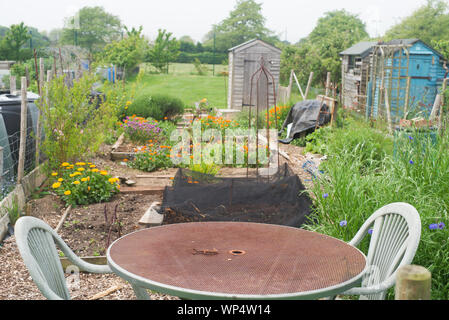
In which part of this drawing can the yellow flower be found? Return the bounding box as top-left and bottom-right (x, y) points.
(76, 162), (86, 166)
(100, 171), (108, 176)
(108, 177), (119, 184)
(92, 169), (99, 173)
(73, 181), (80, 185)
(69, 173), (76, 178)
(88, 186), (91, 191)
(81, 178), (88, 182)
(58, 178), (64, 182)
(61, 162), (70, 167)
(51, 172), (58, 176)
(52, 182), (61, 189)
(64, 191), (71, 196)
(89, 165), (96, 168)
(77, 168), (85, 172)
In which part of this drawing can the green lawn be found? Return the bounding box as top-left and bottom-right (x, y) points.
(127, 63), (325, 109)
(128, 63), (229, 108)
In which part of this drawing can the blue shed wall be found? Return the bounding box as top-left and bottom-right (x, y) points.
(367, 41), (447, 122)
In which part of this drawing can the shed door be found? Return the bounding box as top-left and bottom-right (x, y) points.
(409, 55), (435, 115)
(242, 54), (273, 108)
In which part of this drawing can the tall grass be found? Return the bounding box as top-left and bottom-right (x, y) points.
(305, 118), (449, 300)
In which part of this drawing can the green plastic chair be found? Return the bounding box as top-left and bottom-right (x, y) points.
(15, 216), (111, 300)
(340, 202), (422, 300)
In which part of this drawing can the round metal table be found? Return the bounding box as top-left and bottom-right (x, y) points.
(107, 222), (367, 300)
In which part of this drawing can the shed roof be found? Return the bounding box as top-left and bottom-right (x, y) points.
(228, 39), (282, 54)
(340, 41), (377, 58)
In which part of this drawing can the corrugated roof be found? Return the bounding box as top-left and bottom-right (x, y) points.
(340, 41), (377, 57)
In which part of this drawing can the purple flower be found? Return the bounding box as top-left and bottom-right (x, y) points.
(339, 220), (347, 227)
(409, 160), (414, 165)
(439, 222), (446, 230)
(409, 136), (414, 141)
(323, 193), (329, 199)
(368, 229), (374, 235)
(429, 224), (439, 230)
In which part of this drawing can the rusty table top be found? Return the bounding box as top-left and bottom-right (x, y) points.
(107, 222), (367, 300)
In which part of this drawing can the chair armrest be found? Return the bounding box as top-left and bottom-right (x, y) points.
(342, 281), (391, 296)
(52, 231), (112, 274)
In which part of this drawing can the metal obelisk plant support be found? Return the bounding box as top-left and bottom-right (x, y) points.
(247, 57), (280, 179)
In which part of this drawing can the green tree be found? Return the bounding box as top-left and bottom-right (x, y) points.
(431, 39), (449, 59)
(280, 10), (368, 87)
(101, 28), (149, 78)
(204, 0), (279, 52)
(1, 22), (31, 61)
(61, 6), (122, 57)
(146, 29), (180, 74)
(384, 0), (449, 44)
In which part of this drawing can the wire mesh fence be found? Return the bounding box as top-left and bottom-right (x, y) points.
(0, 125), (42, 201)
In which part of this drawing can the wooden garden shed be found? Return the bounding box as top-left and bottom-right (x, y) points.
(366, 39), (448, 122)
(340, 41), (377, 113)
(227, 39), (281, 110)
(341, 39), (448, 123)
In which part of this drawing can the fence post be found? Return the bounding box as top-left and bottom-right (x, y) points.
(9, 76), (16, 94)
(17, 77), (28, 184)
(304, 72), (314, 100)
(325, 72), (331, 97)
(395, 265), (431, 300)
(36, 58), (44, 167)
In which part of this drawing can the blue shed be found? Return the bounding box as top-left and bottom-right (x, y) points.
(366, 39), (448, 122)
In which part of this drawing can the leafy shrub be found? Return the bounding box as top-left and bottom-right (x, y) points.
(126, 93), (184, 121)
(50, 162), (120, 206)
(38, 74), (117, 170)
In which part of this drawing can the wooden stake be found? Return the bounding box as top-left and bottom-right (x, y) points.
(55, 205), (72, 233)
(325, 72), (331, 97)
(403, 76), (411, 118)
(287, 70), (294, 101)
(88, 285), (125, 300)
(384, 87), (394, 135)
(25, 67), (30, 88)
(9, 75), (16, 94)
(292, 71), (305, 100)
(47, 69), (53, 83)
(395, 265), (431, 300)
(36, 58), (44, 167)
(17, 77), (28, 183)
(39, 58), (44, 96)
(304, 72), (314, 100)
(438, 78), (447, 135)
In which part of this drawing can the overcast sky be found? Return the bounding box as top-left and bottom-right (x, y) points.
(1, 0), (432, 43)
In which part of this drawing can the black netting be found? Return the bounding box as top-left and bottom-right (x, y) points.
(161, 163), (314, 228)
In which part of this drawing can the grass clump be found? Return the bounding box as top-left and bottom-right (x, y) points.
(304, 115), (449, 300)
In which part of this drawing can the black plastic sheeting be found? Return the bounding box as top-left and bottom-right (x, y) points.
(161, 164), (314, 228)
(279, 100), (331, 144)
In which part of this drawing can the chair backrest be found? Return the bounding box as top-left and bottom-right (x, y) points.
(15, 216), (72, 300)
(349, 203), (421, 300)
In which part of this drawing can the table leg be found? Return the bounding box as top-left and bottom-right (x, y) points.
(131, 284), (151, 300)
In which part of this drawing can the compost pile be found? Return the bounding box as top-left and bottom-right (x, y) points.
(161, 164), (314, 228)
